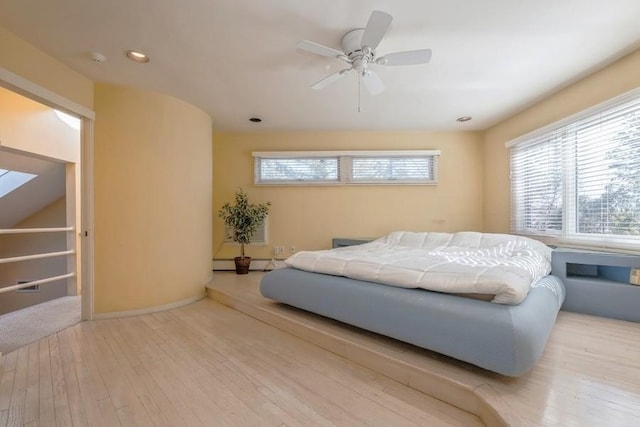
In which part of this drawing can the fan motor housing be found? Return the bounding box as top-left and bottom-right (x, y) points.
(341, 29), (366, 57)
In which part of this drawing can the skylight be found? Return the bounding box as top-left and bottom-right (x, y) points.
(0, 169), (38, 198)
(54, 110), (81, 130)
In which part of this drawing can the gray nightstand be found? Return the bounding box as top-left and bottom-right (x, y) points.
(551, 248), (640, 322)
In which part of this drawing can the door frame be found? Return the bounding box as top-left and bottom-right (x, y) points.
(1, 67), (95, 320)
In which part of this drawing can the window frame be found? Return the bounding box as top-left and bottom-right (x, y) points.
(223, 216), (269, 246)
(507, 87), (640, 251)
(253, 150), (440, 186)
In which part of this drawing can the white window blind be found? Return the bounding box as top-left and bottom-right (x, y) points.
(253, 150), (440, 185)
(509, 88), (640, 249)
(510, 133), (564, 234)
(256, 157), (339, 183)
(573, 100), (640, 236)
(351, 156), (437, 183)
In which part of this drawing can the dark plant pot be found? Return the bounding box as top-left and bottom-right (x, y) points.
(234, 256), (251, 274)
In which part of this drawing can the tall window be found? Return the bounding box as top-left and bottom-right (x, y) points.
(253, 151), (439, 185)
(509, 88), (640, 249)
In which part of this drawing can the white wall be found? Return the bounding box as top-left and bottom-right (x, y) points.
(0, 198), (68, 315)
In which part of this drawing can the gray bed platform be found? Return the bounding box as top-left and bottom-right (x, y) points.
(261, 268), (566, 377)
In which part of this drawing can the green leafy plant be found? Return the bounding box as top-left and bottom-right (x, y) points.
(218, 189), (271, 259)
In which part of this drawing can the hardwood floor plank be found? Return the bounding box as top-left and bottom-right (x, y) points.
(55, 328), (89, 426)
(96, 320), (182, 427)
(23, 342), (40, 425)
(1, 288), (484, 427)
(7, 346), (28, 426)
(0, 351), (17, 412)
(82, 321), (154, 427)
(162, 309), (328, 426)
(62, 325), (114, 427)
(116, 318), (210, 427)
(184, 294), (481, 426)
(37, 339), (55, 426)
(172, 301), (362, 425)
(47, 334), (72, 427)
(207, 271), (640, 427)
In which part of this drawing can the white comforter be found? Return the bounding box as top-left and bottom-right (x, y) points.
(285, 231), (552, 305)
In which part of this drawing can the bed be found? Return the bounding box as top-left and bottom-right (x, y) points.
(260, 231), (566, 376)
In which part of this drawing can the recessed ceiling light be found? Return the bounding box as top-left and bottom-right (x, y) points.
(456, 116), (472, 122)
(125, 50), (150, 63)
(249, 117), (262, 123)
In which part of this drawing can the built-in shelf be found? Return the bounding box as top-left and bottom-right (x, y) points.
(566, 262), (632, 283)
(551, 249), (640, 322)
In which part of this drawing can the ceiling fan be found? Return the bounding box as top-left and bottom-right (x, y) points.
(297, 10), (432, 96)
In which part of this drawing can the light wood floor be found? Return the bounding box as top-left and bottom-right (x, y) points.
(0, 294), (481, 426)
(207, 272), (640, 427)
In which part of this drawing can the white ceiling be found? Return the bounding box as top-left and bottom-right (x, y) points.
(0, 0), (639, 132)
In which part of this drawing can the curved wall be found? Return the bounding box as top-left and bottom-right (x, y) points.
(94, 83), (212, 314)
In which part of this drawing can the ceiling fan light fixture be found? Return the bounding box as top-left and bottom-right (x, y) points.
(125, 50), (150, 63)
(456, 116), (472, 123)
(297, 10), (432, 102)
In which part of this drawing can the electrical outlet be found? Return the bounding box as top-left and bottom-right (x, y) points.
(290, 245), (296, 254)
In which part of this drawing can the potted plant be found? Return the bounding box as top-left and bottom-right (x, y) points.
(218, 189), (271, 274)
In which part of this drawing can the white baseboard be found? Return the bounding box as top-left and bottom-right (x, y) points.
(93, 292), (206, 320)
(212, 259), (286, 271)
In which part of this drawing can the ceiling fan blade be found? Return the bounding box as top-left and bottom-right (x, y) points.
(297, 40), (345, 58)
(362, 70), (385, 95)
(311, 69), (350, 90)
(361, 11), (393, 50)
(377, 49), (432, 66)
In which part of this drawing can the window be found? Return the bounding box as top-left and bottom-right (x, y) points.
(509, 88), (640, 249)
(224, 217), (268, 245)
(351, 156), (436, 183)
(256, 157), (339, 183)
(0, 169), (37, 198)
(253, 151), (439, 185)
(54, 110), (81, 130)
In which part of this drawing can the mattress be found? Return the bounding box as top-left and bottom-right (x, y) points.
(261, 268), (565, 376)
(285, 231), (552, 304)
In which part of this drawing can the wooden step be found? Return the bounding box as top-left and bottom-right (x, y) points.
(207, 271), (640, 427)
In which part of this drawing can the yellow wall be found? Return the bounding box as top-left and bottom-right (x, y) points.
(94, 83), (212, 314)
(483, 48), (640, 233)
(0, 198), (68, 315)
(2, 26), (216, 316)
(0, 86), (80, 162)
(213, 131), (484, 259)
(0, 25), (93, 109)
(0, 25), (89, 309)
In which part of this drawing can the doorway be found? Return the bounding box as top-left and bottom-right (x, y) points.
(0, 76), (94, 352)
